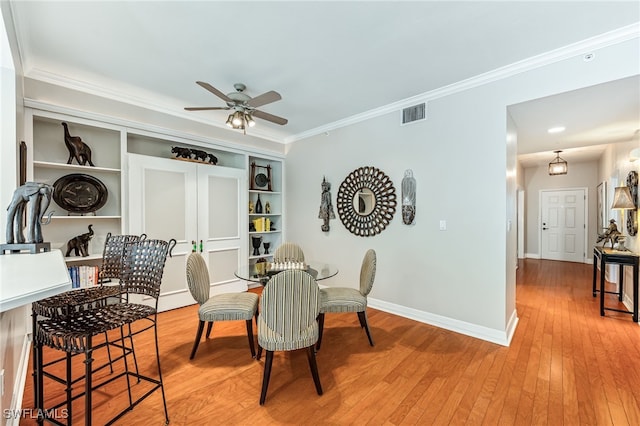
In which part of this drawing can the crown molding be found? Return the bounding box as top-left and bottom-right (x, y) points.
(284, 23), (640, 144)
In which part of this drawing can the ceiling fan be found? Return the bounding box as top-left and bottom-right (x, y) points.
(185, 81), (288, 131)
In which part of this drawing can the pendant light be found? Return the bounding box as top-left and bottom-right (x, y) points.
(548, 150), (568, 176)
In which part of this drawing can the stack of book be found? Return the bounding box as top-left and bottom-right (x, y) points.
(68, 265), (100, 288)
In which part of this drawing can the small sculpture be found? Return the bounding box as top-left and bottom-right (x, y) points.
(251, 235), (263, 256)
(249, 200), (255, 214)
(5, 182), (53, 244)
(597, 219), (622, 249)
(65, 224), (94, 257)
(171, 146), (192, 159)
(318, 177), (335, 232)
(62, 122), (94, 166)
(265, 201), (271, 214)
(191, 148), (208, 162)
(402, 169), (416, 225)
(263, 242), (271, 254)
(207, 152), (218, 165)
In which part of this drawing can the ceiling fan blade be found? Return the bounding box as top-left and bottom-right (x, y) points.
(247, 91), (282, 108)
(252, 109), (288, 126)
(184, 106), (230, 111)
(196, 81), (233, 103)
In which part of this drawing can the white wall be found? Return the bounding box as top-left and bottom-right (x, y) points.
(285, 36), (639, 344)
(523, 160), (600, 259)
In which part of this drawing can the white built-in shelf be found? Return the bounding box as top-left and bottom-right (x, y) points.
(249, 254), (274, 260)
(65, 253), (103, 263)
(33, 161), (120, 174)
(249, 231), (280, 235)
(249, 189), (281, 195)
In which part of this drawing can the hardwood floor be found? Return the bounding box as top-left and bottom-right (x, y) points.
(20, 259), (640, 425)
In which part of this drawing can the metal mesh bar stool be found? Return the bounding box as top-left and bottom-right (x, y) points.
(31, 233), (145, 417)
(34, 238), (174, 426)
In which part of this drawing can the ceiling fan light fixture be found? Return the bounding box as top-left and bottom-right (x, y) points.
(548, 150), (568, 175)
(225, 115), (234, 127)
(231, 111), (244, 127)
(246, 113), (256, 127)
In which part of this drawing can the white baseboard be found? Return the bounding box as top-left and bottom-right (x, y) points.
(368, 298), (516, 346)
(525, 253), (540, 259)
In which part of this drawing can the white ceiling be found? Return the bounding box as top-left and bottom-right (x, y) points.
(6, 1), (640, 160)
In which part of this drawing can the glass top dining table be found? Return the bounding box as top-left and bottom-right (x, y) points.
(234, 261), (339, 285)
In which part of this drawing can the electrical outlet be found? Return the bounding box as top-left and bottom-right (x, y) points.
(439, 220), (447, 231)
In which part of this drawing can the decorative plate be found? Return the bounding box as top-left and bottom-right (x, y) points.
(53, 173), (108, 214)
(255, 173), (269, 188)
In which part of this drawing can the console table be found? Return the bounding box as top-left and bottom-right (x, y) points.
(592, 246), (639, 322)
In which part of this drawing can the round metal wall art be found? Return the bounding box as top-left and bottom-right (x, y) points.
(336, 166), (397, 237)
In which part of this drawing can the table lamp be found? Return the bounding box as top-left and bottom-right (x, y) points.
(611, 185), (635, 250)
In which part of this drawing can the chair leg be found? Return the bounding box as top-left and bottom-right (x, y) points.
(306, 346), (323, 395)
(316, 313), (325, 351)
(245, 319), (256, 357)
(190, 320), (205, 360)
(357, 311), (375, 346)
(35, 341), (44, 425)
(153, 319), (170, 425)
(256, 345), (263, 361)
(84, 338), (93, 426)
(206, 321), (213, 338)
(260, 350), (274, 405)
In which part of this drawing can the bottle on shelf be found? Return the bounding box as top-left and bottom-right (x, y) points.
(255, 194), (263, 214)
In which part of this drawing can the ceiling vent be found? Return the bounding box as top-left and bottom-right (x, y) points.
(401, 103), (426, 125)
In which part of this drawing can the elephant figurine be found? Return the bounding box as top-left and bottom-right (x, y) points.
(5, 182), (53, 244)
(66, 224), (94, 257)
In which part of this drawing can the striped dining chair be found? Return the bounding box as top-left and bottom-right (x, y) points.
(186, 253), (259, 360)
(273, 241), (305, 262)
(256, 269), (322, 405)
(316, 249), (377, 351)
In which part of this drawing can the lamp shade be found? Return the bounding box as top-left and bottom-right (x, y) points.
(611, 186), (635, 210)
(548, 150), (568, 175)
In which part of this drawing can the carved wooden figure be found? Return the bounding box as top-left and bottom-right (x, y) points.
(66, 224), (94, 257)
(62, 122), (95, 166)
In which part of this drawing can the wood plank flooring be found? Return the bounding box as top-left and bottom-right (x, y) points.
(19, 259), (640, 425)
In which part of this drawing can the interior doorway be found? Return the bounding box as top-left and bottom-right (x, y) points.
(540, 188), (587, 263)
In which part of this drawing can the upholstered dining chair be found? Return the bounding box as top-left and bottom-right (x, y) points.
(186, 252), (259, 360)
(316, 249), (377, 351)
(256, 269), (322, 405)
(273, 241), (305, 262)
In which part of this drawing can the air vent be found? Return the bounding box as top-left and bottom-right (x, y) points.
(401, 103), (426, 125)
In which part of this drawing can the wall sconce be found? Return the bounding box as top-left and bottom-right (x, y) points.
(548, 150), (568, 175)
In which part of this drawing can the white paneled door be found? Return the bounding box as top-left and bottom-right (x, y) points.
(540, 189), (586, 263)
(128, 153), (247, 312)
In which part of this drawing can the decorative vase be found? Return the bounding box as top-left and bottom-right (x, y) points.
(263, 242), (270, 254)
(255, 195), (263, 214)
(251, 235), (263, 256)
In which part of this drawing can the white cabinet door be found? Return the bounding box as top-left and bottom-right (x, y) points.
(197, 164), (248, 297)
(128, 154), (247, 311)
